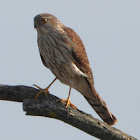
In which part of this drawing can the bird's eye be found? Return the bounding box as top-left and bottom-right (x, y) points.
(41, 18), (48, 24)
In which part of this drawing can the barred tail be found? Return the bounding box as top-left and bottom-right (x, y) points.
(84, 94), (117, 126)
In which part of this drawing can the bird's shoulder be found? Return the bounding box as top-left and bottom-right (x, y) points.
(63, 27), (89, 67)
(63, 26), (94, 85)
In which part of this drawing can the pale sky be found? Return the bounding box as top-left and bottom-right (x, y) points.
(0, 0), (139, 139)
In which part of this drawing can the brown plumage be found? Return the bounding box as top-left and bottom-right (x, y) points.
(34, 13), (117, 125)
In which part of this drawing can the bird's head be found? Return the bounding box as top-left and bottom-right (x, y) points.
(34, 13), (64, 33)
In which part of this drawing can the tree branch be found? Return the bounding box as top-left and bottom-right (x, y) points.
(0, 85), (137, 140)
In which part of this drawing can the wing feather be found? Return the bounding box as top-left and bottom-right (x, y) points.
(63, 27), (117, 125)
(63, 27), (95, 90)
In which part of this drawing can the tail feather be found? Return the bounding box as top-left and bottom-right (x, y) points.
(84, 93), (117, 126)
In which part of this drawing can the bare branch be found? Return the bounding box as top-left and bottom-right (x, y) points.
(0, 85), (137, 140)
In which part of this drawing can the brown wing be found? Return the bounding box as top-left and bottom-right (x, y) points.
(63, 27), (117, 125)
(63, 27), (95, 91)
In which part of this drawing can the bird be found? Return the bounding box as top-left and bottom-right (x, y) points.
(34, 13), (117, 126)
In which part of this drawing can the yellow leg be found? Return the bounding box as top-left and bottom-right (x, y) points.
(61, 87), (77, 109)
(34, 78), (57, 99)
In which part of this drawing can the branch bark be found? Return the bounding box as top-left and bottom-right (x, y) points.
(0, 84), (137, 140)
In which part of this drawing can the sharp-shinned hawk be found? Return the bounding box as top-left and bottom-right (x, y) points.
(34, 13), (117, 125)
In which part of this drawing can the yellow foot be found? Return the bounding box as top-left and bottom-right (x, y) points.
(61, 99), (77, 109)
(33, 84), (50, 99)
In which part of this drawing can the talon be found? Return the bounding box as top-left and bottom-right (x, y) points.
(35, 89), (44, 99)
(33, 78), (57, 99)
(61, 99), (77, 109)
(33, 85), (50, 99)
(33, 84), (42, 90)
(45, 88), (50, 96)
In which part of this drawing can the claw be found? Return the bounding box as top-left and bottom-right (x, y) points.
(33, 78), (57, 99)
(33, 84), (49, 99)
(33, 84), (42, 90)
(61, 99), (77, 109)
